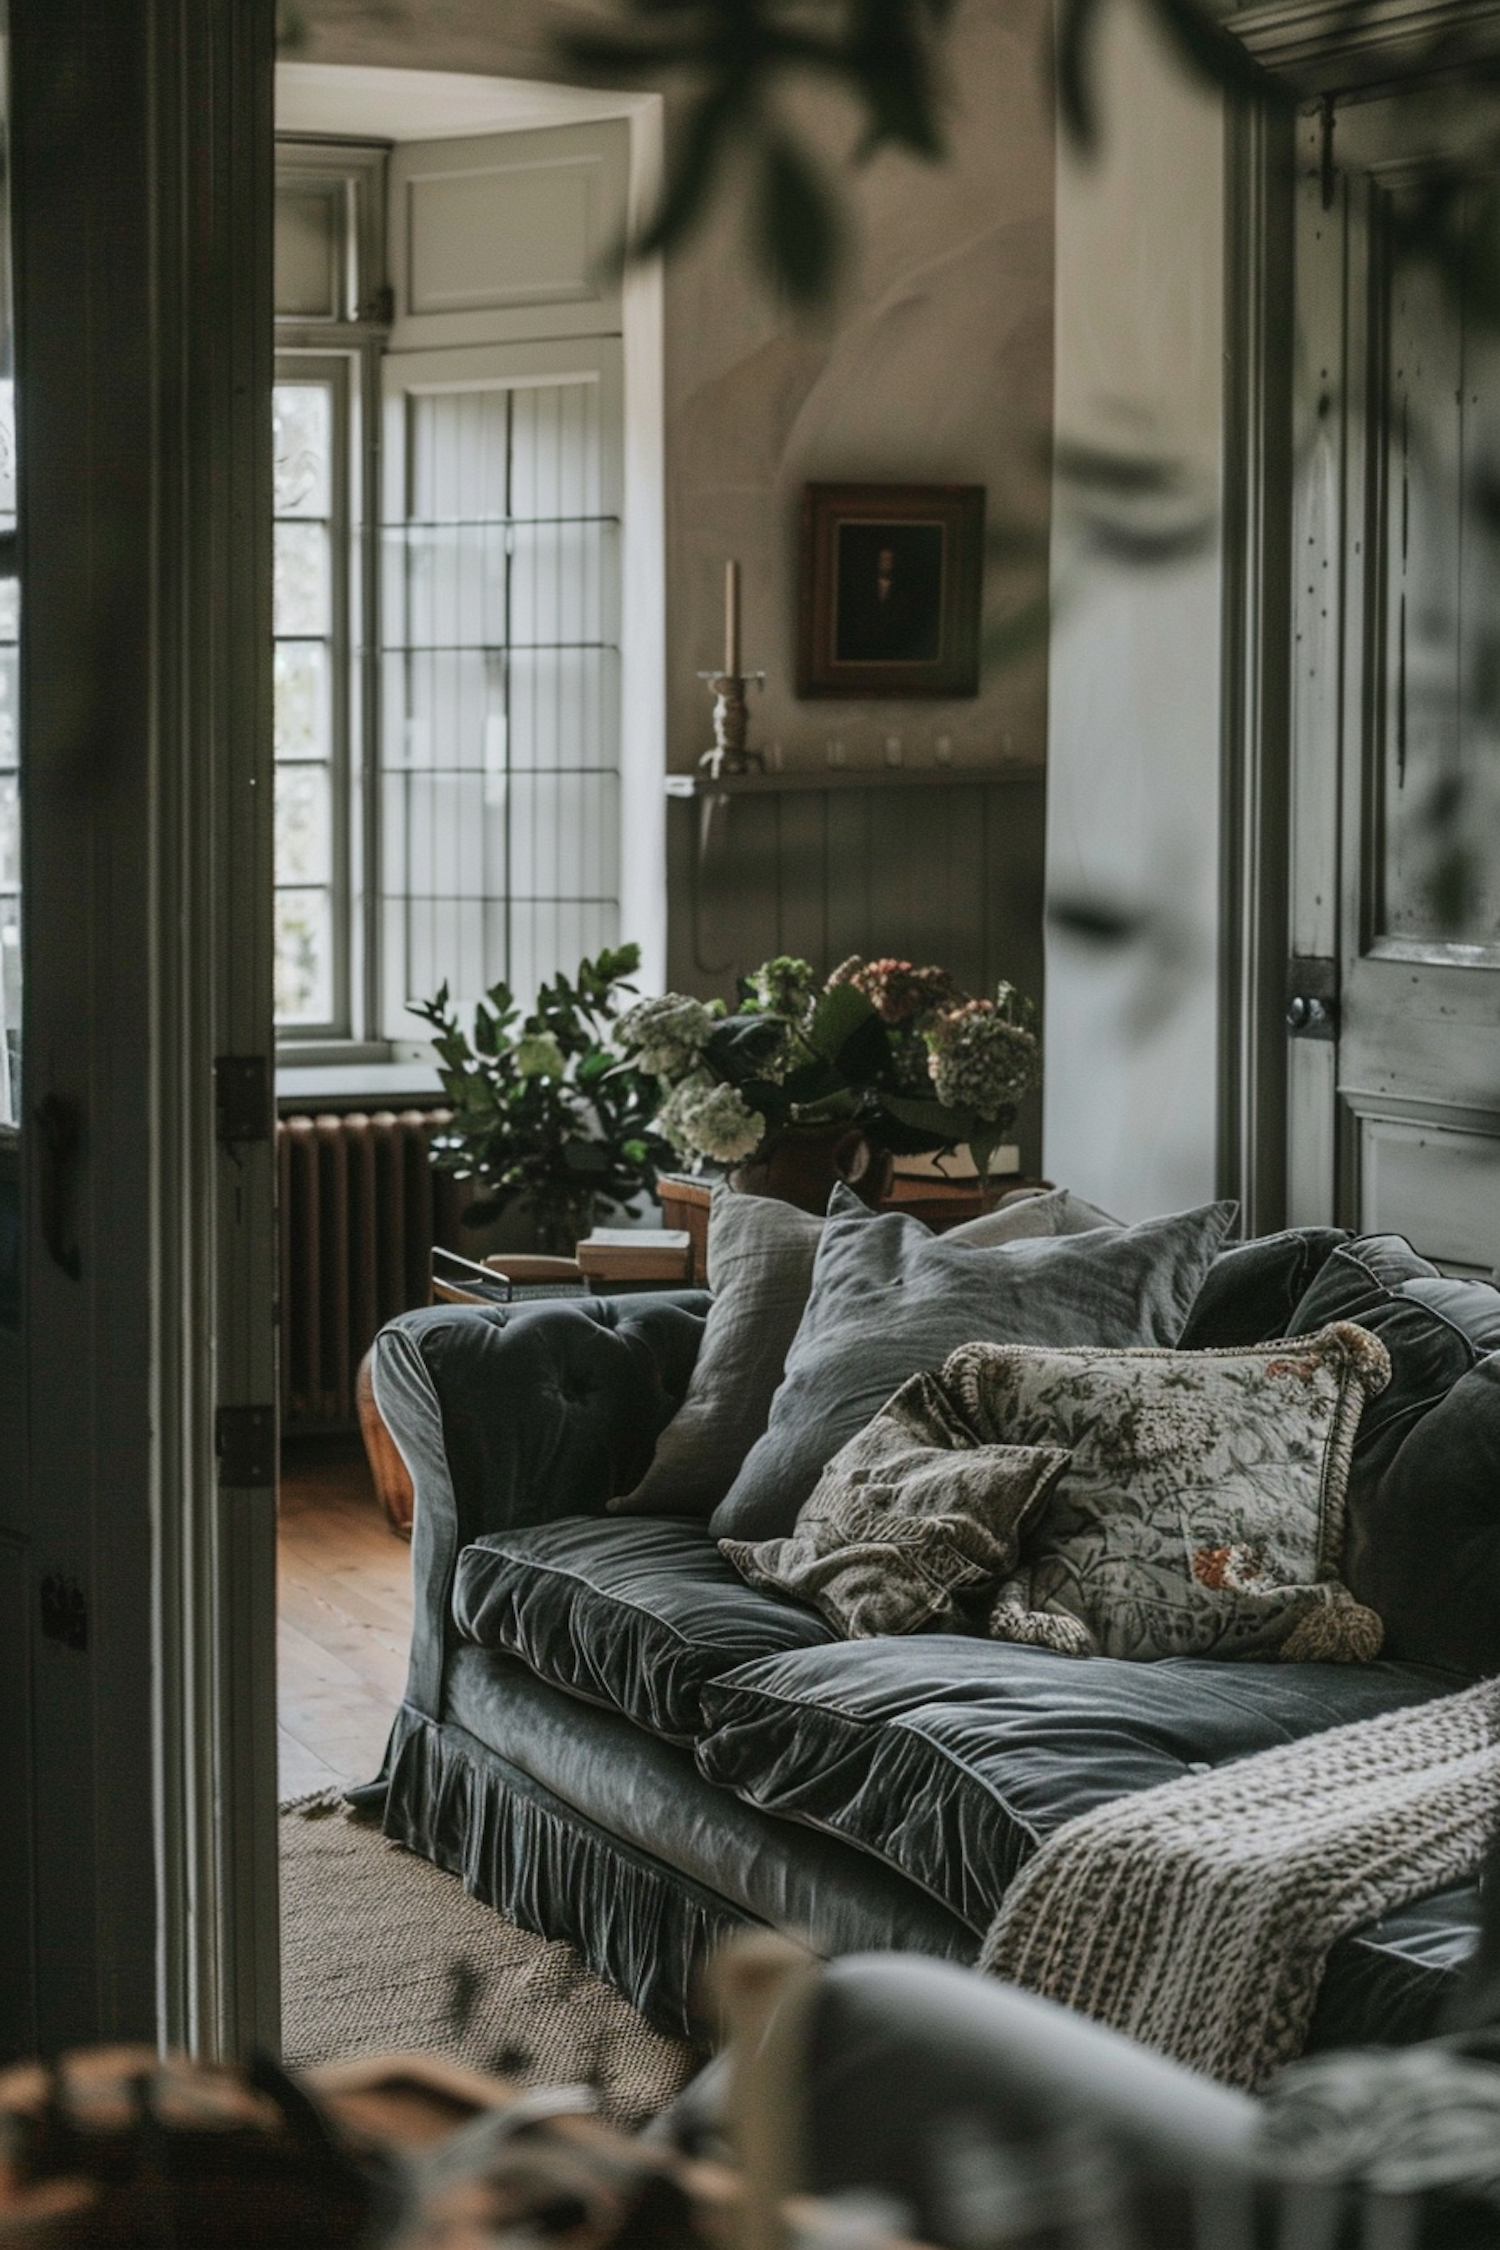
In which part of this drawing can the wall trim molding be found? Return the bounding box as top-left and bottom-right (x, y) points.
(1216, 95), (1295, 1232)
(1228, 0), (1500, 73)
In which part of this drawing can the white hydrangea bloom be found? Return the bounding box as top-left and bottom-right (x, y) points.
(656, 1074), (763, 1165)
(615, 993), (716, 1078)
(655, 1072), (716, 1160)
(683, 1082), (764, 1163)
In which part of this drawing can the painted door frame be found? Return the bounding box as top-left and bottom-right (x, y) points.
(1217, 0), (1492, 1232)
(1, 0), (278, 2057)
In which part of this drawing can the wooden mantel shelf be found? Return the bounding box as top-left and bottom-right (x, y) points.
(665, 764), (1039, 798)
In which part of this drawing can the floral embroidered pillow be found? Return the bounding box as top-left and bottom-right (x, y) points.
(939, 1323), (1391, 1663)
(719, 1369), (1072, 1640)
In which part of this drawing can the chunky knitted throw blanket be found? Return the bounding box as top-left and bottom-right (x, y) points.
(980, 1678), (1500, 2093)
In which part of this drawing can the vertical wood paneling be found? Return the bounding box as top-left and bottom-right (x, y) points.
(724, 795), (781, 975)
(665, 773), (1047, 1161)
(943, 787), (989, 995)
(824, 792), (873, 968)
(776, 793), (827, 968)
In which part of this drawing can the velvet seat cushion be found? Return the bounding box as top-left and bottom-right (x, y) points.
(694, 1637), (1447, 1936)
(451, 1515), (834, 1745)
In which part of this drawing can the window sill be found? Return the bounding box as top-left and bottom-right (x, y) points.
(276, 1059), (445, 1109)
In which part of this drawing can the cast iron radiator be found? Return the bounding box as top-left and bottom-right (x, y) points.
(277, 1109), (462, 1434)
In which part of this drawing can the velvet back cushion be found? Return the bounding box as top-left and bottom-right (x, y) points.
(1177, 1227), (1351, 1350)
(709, 1192), (1238, 1544)
(1358, 1353), (1500, 1676)
(615, 1183), (1118, 1518)
(1285, 1236), (1500, 1600)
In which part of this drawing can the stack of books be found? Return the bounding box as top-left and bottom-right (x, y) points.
(575, 1228), (693, 1286)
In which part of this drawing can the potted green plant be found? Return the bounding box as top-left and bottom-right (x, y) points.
(613, 954), (1040, 1214)
(411, 944), (671, 1255)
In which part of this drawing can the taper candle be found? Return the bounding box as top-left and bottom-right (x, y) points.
(725, 558), (741, 679)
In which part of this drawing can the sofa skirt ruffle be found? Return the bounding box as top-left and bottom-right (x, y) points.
(381, 1701), (753, 2038)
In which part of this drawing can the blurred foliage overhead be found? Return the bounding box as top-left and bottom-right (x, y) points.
(559, 0), (1279, 303)
(560, 0), (964, 303)
(560, 0), (1500, 315)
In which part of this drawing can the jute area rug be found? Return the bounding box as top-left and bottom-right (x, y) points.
(280, 1796), (705, 2130)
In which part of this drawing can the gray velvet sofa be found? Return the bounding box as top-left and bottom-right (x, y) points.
(360, 1224), (1500, 2048)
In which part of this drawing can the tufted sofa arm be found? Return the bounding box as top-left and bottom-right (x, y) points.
(371, 1291), (711, 1718)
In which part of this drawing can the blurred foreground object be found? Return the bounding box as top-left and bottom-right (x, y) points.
(0, 2046), (392, 2247)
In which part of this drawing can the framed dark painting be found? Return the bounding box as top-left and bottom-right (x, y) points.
(797, 483), (985, 697)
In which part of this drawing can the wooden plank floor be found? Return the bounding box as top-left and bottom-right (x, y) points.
(277, 1437), (412, 1801)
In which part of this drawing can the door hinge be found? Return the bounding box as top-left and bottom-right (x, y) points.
(368, 283), (394, 327)
(215, 1055), (271, 1146)
(39, 1572), (88, 1652)
(216, 1404), (277, 1488)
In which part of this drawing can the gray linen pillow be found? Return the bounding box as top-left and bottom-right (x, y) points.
(721, 1368), (1072, 1638)
(615, 1182), (1119, 1517)
(708, 1188), (1239, 1543)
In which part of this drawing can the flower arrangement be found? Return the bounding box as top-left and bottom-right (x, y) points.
(411, 945), (671, 1253)
(614, 954), (1040, 1187)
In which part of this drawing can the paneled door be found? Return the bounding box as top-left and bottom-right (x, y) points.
(1289, 82), (1500, 1272)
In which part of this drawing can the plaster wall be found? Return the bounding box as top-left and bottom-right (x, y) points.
(289, 0), (1057, 893)
(1043, 0), (1226, 1219)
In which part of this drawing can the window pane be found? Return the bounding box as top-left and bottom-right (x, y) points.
(0, 773), (15, 887)
(273, 366), (346, 1037)
(274, 640), (330, 762)
(1377, 190), (1500, 949)
(274, 887), (333, 1024)
(275, 765), (331, 886)
(0, 377), (15, 528)
(383, 374), (620, 1025)
(274, 519), (330, 639)
(273, 383), (332, 517)
(0, 893), (16, 1129)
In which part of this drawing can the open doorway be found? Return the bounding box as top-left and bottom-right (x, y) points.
(270, 63), (670, 2071)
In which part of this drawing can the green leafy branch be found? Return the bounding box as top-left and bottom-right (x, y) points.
(411, 944), (672, 1252)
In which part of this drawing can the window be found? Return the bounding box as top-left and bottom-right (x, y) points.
(274, 120), (629, 1055)
(274, 141), (383, 1048)
(379, 356), (621, 1033)
(273, 372), (341, 1026)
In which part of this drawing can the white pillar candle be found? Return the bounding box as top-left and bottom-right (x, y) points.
(725, 557), (741, 679)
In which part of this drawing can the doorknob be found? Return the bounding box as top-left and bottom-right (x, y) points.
(1285, 956), (1339, 1042)
(1286, 993), (1337, 1036)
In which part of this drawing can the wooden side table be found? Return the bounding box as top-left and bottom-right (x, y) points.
(656, 1172), (1055, 1284)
